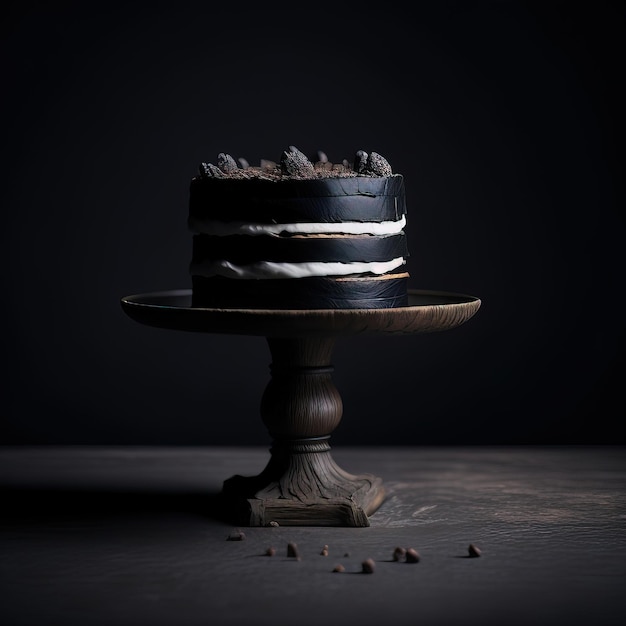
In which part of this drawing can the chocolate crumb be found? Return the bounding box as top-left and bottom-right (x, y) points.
(287, 542), (300, 558)
(315, 160), (333, 171)
(361, 558), (376, 574)
(393, 546), (406, 562)
(405, 548), (420, 563)
(226, 529), (246, 541)
(468, 544), (481, 558)
(332, 564), (345, 573)
(265, 547), (276, 557)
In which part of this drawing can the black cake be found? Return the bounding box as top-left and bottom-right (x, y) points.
(188, 146), (409, 309)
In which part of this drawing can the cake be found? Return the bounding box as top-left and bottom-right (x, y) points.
(188, 146), (409, 309)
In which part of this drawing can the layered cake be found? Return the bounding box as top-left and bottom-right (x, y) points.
(188, 146), (409, 309)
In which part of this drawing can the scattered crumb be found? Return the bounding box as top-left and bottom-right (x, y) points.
(226, 529), (246, 541)
(405, 548), (420, 563)
(468, 544), (481, 558)
(393, 546), (407, 561)
(287, 542), (300, 558)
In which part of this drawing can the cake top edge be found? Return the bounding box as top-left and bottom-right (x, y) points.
(194, 146), (399, 181)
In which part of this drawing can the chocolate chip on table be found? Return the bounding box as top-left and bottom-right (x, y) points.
(287, 542), (301, 559)
(405, 548), (420, 563)
(265, 547), (276, 557)
(226, 529), (246, 541)
(332, 564), (345, 573)
(361, 558), (376, 574)
(320, 545), (329, 556)
(393, 546), (406, 561)
(468, 544), (482, 558)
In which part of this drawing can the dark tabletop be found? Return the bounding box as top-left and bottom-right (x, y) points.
(1, 446), (625, 626)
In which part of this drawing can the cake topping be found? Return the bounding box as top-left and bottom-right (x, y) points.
(280, 145), (316, 178)
(354, 150), (368, 174)
(199, 162), (225, 178)
(217, 153), (239, 173)
(365, 151), (393, 176)
(196, 146), (394, 180)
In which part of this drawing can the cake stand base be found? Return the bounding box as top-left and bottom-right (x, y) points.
(220, 438), (384, 527)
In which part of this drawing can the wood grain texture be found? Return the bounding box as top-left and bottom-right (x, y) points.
(217, 336), (385, 526)
(222, 442), (384, 527)
(1, 447), (624, 626)
(261, 338), (342, 438)
(120, 289), (481, 337)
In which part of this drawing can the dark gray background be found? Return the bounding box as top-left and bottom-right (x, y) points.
(2, 1), (624, 446)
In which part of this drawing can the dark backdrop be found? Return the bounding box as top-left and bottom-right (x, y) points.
(2, 1), (624, 446)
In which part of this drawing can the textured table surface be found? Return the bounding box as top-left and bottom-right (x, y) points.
(1, 446), (625, 626)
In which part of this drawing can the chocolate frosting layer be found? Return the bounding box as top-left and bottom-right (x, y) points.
(191, 233), (408, 265)
(189, 175), (406, 224)
(191, 275), (409, 310)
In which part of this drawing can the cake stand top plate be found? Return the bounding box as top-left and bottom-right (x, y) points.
(120, 289), (481, 338)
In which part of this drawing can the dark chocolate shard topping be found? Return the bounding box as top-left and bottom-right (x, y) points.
(280, 145), (315, 178)
(196, 147), (394, 180)
(217, 153), (239, 173)
(199, 162), (225, 178)
(316, 150), (329, 163)
(365, 151), (393, 177)
(260, 159), (277, 170)
(354, 150), (368, 174)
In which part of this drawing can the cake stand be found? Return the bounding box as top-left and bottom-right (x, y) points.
(120, 289), (480, 527)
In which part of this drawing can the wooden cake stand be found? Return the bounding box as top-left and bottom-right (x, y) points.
(120, 289), (481, 527)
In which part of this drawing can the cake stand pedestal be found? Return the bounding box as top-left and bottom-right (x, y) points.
(120, 289), (480, 527)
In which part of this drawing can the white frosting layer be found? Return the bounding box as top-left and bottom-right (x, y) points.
(189, 215), (406, 236)
(190, 257), (406, 279)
